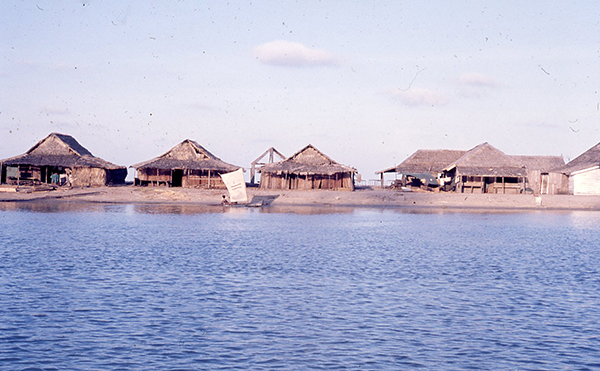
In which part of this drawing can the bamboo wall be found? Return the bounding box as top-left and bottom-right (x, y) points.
(71, 167), (108, 187)
(137, 168), (172, 184)
(260, 172), (354, 191)
(1, 165), (122, 187)
(136, 168), (226, 188)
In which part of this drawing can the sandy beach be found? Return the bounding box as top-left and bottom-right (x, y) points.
(2, 185), (600, 211)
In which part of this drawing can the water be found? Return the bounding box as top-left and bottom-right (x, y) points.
(1, 202), (600, 370)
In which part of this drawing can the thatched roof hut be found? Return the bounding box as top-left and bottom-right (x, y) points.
(0, 133), (126, 187)
(378, 149), (467, 175)
(442, 143), (527, 193)
(512, 155), (565, 172)
(259, 144), (356, 190)
(131, 139), (240, 188)
(444, 143), (526, 177)
(376, 149), (466, 188)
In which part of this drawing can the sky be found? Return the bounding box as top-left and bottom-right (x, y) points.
(1, 0), (600, 183)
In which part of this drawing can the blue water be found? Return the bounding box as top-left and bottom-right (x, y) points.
(1, 202), (600, 370)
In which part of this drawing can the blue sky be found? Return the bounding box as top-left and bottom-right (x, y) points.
(2, 1), (600, 182)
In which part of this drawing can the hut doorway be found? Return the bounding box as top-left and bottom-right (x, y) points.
(40, 166), (64, 185)
(540, 173), (549, 195)
(41, 166), (57, 184)
(172, 169), (183, 187)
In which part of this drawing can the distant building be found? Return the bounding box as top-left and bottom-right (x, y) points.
(376, 149), (466, 189)
(131, 139), (240, 188)
(0, 133), (126, 187)
(380, 143), (566, 194)
(259, 144), (356, 190)
(554, 142), (600, 195)
(441, 143), (528, 194)
(512, 155), (567, 195)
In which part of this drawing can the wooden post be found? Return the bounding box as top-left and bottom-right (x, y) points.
(208, 170), (211, 189)
(502, 177), (505, 194)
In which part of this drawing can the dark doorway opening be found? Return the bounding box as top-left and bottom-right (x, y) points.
(172, 169), (183, 187)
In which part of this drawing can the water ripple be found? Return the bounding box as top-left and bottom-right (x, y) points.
(1, 207), (600, 369)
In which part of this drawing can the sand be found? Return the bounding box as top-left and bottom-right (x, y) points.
(2, 185), (600, 211)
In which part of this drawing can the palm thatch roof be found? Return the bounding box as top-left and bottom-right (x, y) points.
(377, 149), (466, 174)
(443, 142), (527, 177)
(512, 155), (565, 172)
(1, 132), (124, 169)
(553, 142), (600, 175)
(260, 144), (356, 175)
(131, 139), (239, 172)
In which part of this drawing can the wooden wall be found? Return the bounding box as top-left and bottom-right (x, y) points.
(455, 175), (523, 194)
(526, 170), (569, 195)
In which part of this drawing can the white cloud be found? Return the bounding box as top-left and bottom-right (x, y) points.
(41, 106), (71, 116)
(458, 73), (499, 87)
(253, 40), (339, 67)
(385, 87), (449, 107)
(16, 59), (37, 67)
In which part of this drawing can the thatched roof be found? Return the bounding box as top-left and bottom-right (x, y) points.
(131, 139), (240, 172)
(260, 144), (356, 175)
(553, 142), (600, 175)
(443, 142), (527, 177)
(512, 155), (565, 172)
(1, 132), (124, 170)
(377, 149), (466, 174)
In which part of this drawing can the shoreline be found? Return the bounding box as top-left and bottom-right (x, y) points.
(2, 185), (600, 211)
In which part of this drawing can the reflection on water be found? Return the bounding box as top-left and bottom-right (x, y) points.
(569, 210), (600, 229)
(0, 201), (118, 213)
(7, 199), (600, 217)
(132, 203), (223, 215)
(0, 201), (355, 215)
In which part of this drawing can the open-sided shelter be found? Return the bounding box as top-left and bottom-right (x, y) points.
(0, 133), (126, 187)
(554, 142), (600, 195)
(259, 144), (356, 190)
(441, 143), (528, 194)
(376, 149), (466, 188)
(132, 139), (240, 188)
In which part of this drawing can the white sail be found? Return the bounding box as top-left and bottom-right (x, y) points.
(220, 168), (248, 203)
